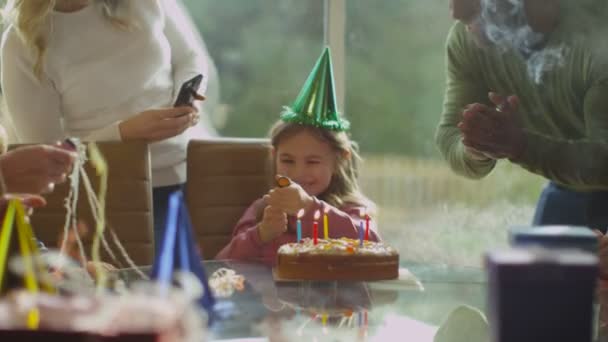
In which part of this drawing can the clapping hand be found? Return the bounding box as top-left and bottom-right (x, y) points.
(458, 93), (526, 161)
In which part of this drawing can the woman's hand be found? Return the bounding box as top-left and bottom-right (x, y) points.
(118, 106), (198, 142)
(0, 193), (46, 210)
(264, 182), (314, 216)
(258, 205), (287, 243)
(0, 145), (76, 194)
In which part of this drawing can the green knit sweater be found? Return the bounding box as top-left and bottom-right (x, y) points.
(436, 4), (608, 191)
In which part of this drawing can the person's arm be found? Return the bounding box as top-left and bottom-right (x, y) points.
(435, 23), (497, 179)
(512, 75), (608, 190)
(1, 29), (125, 143)
(160, 0), (209, 104)
(295, 198), (381, 242)
(1, 29), (65, 144)
(0, 124), (8, 154)
(215, 199), (265, 260)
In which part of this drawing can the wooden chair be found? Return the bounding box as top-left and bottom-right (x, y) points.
(22, 142), (154, 266)
(185, 138), (272, 259)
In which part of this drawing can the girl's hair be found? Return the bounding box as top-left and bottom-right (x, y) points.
(2, 0), (131, 79)
(267, 120), (377, 216)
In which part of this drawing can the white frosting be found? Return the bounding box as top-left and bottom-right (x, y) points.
(278, 238), (397, 256)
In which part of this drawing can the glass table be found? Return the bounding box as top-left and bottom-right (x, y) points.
(119, 261), (488, 341)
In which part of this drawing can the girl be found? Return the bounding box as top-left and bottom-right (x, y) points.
(1, 0), (211, 253)
(215, 120), (380, 265)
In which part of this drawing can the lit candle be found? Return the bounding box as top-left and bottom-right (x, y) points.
(323, 206), (330, 239)
(359, 221), (364, 247)
(313, 210), (320, 245)
(365, 214), (370, 241)
(296, 209), (304, 243)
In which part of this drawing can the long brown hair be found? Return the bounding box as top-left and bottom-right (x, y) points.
(2, 0), (131, 79)
(266, 120), (376, 216)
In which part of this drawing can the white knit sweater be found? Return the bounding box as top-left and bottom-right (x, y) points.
(1, 0), (208, 187)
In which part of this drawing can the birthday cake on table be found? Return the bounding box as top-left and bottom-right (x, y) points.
(276, 238), (399, 281)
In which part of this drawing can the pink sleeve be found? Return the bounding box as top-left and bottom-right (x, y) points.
(296, 198), (381, 242)
(215, 199), (265, 260)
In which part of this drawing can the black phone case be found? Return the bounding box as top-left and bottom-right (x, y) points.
(174, 74), (203, 107)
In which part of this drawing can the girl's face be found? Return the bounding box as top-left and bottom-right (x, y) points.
(274, 130), (337, 197)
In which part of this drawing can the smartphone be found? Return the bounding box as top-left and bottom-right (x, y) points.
(174, 74), (203, 108)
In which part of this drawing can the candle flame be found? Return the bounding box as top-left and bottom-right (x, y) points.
(297, 208), (305, 218)
(314, 210), (321, 220)
(324, 205), (330, 214)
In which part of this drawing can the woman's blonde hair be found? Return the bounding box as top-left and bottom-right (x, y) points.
(268, 120), (377, 216)
(2, 0), (130, 79)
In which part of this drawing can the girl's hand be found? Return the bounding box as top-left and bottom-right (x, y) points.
(118, 107), (198, 142)
(258, 205), (287, 243)
(265, 182), (314, 216)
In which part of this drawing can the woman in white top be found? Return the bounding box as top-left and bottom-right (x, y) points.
(1, 0), (210, 254)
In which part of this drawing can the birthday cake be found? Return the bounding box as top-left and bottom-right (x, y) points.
(276, 238), (399, 281)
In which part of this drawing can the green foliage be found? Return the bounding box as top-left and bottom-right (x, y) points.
(183, 0), (325, 137)
(346, 0), (453, 156)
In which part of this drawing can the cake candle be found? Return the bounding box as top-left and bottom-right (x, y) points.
(365, 214), (370, 241)
(359, 221), (364, 247)
(323, 206), (330, 239)
(296, 209), (304, 243)
(313, 210), (320, 245)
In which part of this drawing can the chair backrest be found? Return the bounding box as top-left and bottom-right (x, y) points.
(23, 142), (154, 266)
(186, 138), (271, 259)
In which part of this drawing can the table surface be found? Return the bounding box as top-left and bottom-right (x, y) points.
(119, 260), (489, 341)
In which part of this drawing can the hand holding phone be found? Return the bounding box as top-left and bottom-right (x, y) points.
(174, 74), (204, 108)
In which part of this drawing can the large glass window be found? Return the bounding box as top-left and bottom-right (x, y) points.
(183, 0), (545, 267)
(344, 0), (544, 266)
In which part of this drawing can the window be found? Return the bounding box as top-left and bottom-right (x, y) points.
(182, 0), (326, 136)
(183, 0), (544, 267)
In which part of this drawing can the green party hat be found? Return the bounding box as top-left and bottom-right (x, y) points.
(281, 47), (350, 132)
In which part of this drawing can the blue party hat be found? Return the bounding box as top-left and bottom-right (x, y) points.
(150, 191), (215, 312)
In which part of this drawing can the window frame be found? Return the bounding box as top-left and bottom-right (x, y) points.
(324, 0), (346, 111)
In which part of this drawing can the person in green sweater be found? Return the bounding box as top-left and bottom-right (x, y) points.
(436, 0), (608, 230)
